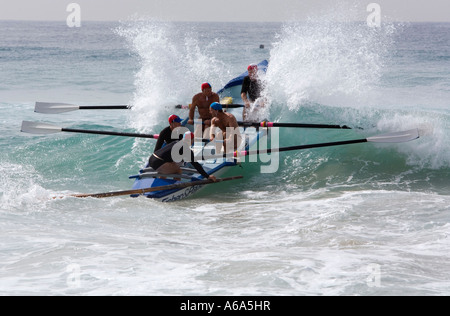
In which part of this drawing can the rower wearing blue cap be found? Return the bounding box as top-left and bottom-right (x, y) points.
(210, 102), (242, 153)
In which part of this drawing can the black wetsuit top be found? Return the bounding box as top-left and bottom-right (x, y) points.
(154, 126), (183, 152)
(241, 76), (262, 102)
(149, 141), (209, 179)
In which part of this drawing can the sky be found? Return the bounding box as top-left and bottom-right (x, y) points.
(0, 0), (449, 22)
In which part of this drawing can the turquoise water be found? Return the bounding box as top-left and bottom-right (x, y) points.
(1, 16), (449, 295)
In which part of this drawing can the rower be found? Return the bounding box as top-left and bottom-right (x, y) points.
(148, 131), (217, 182)
(188, 82), (220, 138)
(209, 102), (242, 153)
(241, 64), (265, 121)
(154, 114), (183, 152)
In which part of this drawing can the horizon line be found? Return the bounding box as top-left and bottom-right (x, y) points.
(1, 18), (450, 24)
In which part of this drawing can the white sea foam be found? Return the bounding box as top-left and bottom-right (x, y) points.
(0, 163), (53, 212)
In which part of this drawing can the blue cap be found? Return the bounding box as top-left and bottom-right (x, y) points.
(210, 102), (222, 111)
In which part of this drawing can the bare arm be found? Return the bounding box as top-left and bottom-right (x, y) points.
(241, 92), (250, 121)
(241, 92), (250, 106)
(188, 96), (197, 124)
(210, 117), (218, 141)
(229, 114), (239, 129)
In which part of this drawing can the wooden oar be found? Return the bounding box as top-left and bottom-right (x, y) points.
(21, 121), (160, 139)
(200, 129), (420, 160)
(67, 176), (243, 199)
(235, 129), (420, 156)
(238, 121), (353, 129)
(21, 121), (211, 142)
(35, 102), (244, 114)
(35, 102), (130, 114)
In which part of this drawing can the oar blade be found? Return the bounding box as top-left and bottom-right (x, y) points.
(35, 102), (80, 114)
(21, 121), (62, 134)
(367, 129), (420, 143)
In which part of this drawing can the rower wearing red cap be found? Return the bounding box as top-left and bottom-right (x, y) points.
(153, 114), (183, 152)
(188, 82), (220, 134)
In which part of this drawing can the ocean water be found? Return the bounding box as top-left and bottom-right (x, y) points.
(1, 14), (449, 295)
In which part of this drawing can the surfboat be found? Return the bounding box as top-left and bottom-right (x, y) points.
(129, 60), (269, 202)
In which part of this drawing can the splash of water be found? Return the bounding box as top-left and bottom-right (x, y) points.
(116, 20), (230, 132)
(265, 6), (396, 111)
(0, 163), (52, 212)
(262, 4), (449, 170)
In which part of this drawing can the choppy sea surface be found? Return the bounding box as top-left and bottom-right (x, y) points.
(1, 10), (449, 295)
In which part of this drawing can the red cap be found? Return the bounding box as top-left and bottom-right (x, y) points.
(247, 64), (258, 71)
(201, 82), (211, 90)
(168, 114), (182, 124)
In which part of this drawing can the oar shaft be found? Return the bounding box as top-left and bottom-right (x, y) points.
(243, 139), (367, 156)
(176, 104), (244, 109)
(222, 104), (245, 108)
(61, 128), (212, 142)
(79, 105), (130, 110)
(272, 122), (351, 129)
(21, 120), (213, 141)
(233, 129), (418, 157)
(237, 121), (352, 129)
(61, 128), (158, 139)
(198, 138), (368, 160)
(34, 102), (131, 114)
